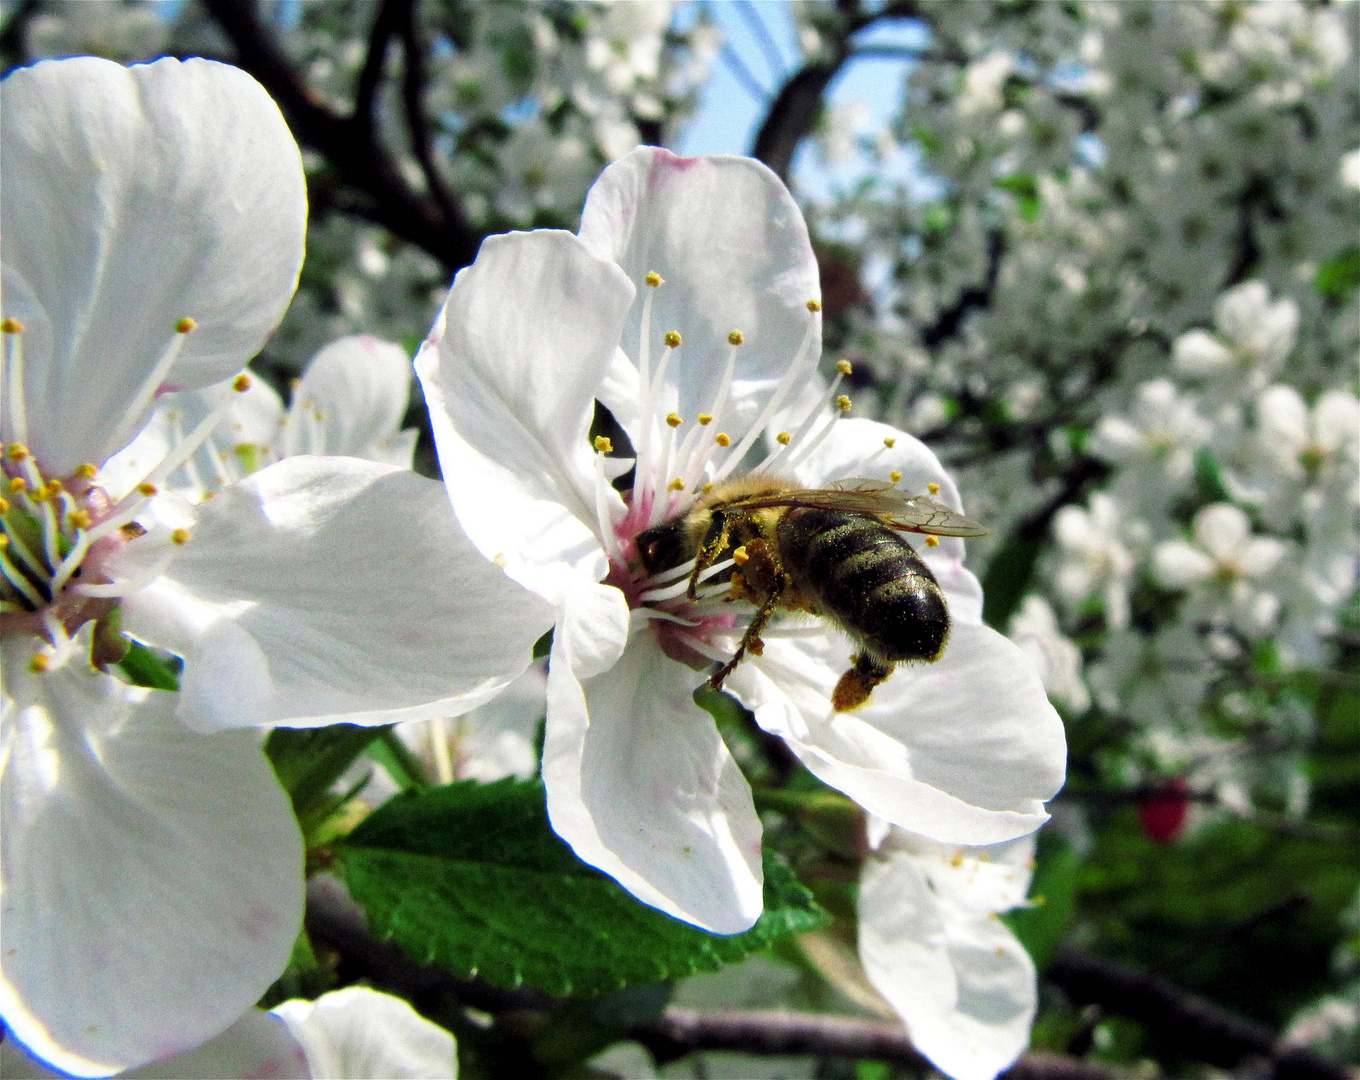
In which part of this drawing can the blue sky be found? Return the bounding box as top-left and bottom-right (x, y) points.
(673, 1), (935, 202)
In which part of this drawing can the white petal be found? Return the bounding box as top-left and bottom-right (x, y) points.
(415, 230), (634, 605)
(273, 987), (457, 1079)
(1172, 329), (1233, 376)
(283, 336), (415, 464)
(0, 1010), (308, 1080)
(543, 629), (764, 933)
(1193, 503), (1250, 560)
(781, 417), (984, 624)
(0, 57), (305, 475)
(1238, 537), (1287, 577)
(577, 147), (822, 436)
(1151, 540), (1217, 588)
(1256, 385), (1309, 448)
(1313, 390), (1360, 455)
(726, 624), (1065, 846)
(0, 652), (302, 1078)
(117, 456), (553, 731)
(859, 848), (1036, 1080)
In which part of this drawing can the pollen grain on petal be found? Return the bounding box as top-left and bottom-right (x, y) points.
(728, 329), (744, 345)
(925, 535), (940, 547)
(232, 373), (252, 392)
(715, 433), (731, 447)
(928, 482), (940, 494)
(666, 412), (683, 428)
(171, 528), (192, 546)
(645, 271), (664, 287)
(176, 316), (198, 334)
(492, 553), (507, 568)
(664, 330), (682, 348)
(594, 435), (614, 453)
(836, 360), (852, 375)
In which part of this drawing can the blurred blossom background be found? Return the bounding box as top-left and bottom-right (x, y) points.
(2, 1), (1356, 1077)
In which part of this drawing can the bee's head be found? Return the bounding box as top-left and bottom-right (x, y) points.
(635, 518), (691, 576)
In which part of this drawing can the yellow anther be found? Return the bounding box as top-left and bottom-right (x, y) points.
(807, 299), (822, 313)
(137, 482), (158, 497)
(7, 443), (29, 461)
(836, 359), (852, 375)
(45, 478), (62, 495)
(668, 477), (685, 491)
(74, 463), (98, 479)
(776, 431), (792, 445)
(30, 485), (49, 503)
(925, 535), (940, 547)
(171, 528), (191, 546)
(732, 545), (750, 565)
(1, 318), (24, 334)
(952, 852), (965, 867)
(232, 373), (252, 392)
(715, 433), (731, 447)
(0, 535), (7, 549)
(728, 330), (744, 346)
(68, 509), (92, 530)
(890, 470), (902, 484)
(702, 482), (714, 494)
(884, 437), (896, 449)
(176, 316), (197, 334)
(664, 331), (682, 348)
(593, 435), (614, 454)
(836, 395), (852, 412)
(928, 482), (940, 495)
(9, 477), (27, 494)
(645, 271), (664, 287)
(0, 497), (8, 514)
(492, 553), (507, 568)
(666, 412), (683, 428)
(698, 413), (713, 425)
(29, 653), (50, 673)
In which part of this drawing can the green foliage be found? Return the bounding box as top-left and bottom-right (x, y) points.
(996, 172), (1041, 221)
(981, 531), (1044, 629)
(266, 724), (388, 835)
(1004, 831), (1079, 970)
(1315, 246), (1360, 300)
(117, 640), (181, 691)
(336, 777), (828, 996)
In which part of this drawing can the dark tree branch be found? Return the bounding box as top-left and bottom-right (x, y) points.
(394, 0), (460, 231)
(0, 0), (39, 71)
(749, 0), (922, 179)
(354, 0), (402, 133)
(1048, 948), (1350, 1080)
(305, 877), (1113, 1078)
(200, 0), (483, 272)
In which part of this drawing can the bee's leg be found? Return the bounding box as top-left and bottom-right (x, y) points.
(687, 510), (733, 600)
(709, 573), (787, 690)
(832, 653), (894, 712)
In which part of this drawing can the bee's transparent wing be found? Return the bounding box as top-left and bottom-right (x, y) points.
(730, 478), (989, 537)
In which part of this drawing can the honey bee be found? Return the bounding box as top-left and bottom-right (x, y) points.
(635, 476), (988, 712)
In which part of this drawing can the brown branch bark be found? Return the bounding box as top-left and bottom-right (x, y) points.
(1048, 947), (1350, 1080)
(199, 0), (483, 272)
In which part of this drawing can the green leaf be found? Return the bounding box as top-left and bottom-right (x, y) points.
(117, 640), (181, 691)
(996, 172), (1041, 221)
(336, 777), (828, 996)
(981, 531), (1044, 630)
(265, 724), (387, 829)
(1002, 831), (1079, 970)
(1314, 246), (1360, 300)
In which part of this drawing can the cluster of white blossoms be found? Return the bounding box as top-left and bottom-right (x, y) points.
(1, 56), (1067, 1080)
(0, 56), (556, 1078)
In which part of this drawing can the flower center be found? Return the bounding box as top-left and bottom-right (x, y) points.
(0, 318), (254, 670)
(589, 273), (890, 671)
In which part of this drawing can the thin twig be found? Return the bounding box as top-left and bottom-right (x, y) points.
(721, 41), (770, 102)
(394, 0), (460, 229)
(735, 0), (788, 80)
